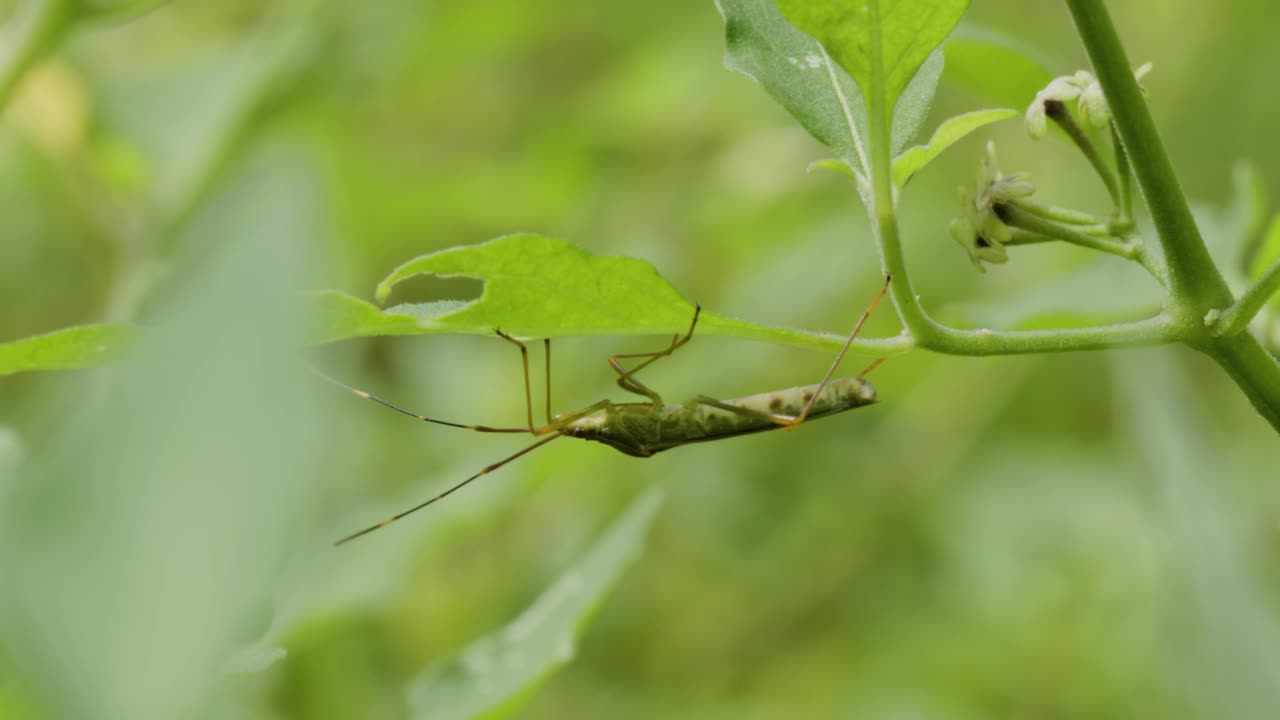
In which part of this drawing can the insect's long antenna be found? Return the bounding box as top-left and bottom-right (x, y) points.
(335, 433), (563, 545)
(309, 365), (530, 434)
(787, 273), (892, 427)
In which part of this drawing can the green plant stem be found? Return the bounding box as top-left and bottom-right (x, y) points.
(1067, 1), (1227, 308)
(0, 0), (73, 111)
(1046, 100), (1120, 205)
(1003, 228), (1055, 246)
(1068, 0), (1280, 433)
(857, 0), (1184, 359)
(1111, 124), (1134, 217)
(860, 15), (1167, 353)
(1000, 202), (1134, 259)
(1009, 198), (1106, 226)
(1215, 257), (1280, 337)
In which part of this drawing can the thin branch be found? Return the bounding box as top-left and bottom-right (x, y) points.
(1045, 100), (1120, 206)
(1111, 124), (1134, 217)
(999, 202), (1135, 259)
(1010, 198), (1107, 226)
(1214, 257), (1280, 337)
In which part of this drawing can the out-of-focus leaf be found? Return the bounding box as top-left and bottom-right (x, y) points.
(774, 0), (969, 111)
(78, 0), (172, 23)
(312, 234), (906, 355)
(1197, 163), (1270, 289)
(715, 0), (944, 180)
(0, 0), (74, 111)
(892, 108), (1016, 188)
(944, 23), (1057, 108)
(945, 257), (1162, 330)
(1249, 216), (1280, 283)
(1230, 162), (1270, 257)
(405, 489), (664, 720)
(0, 324), (138, 376)
(0, 427), (22, 494)
(1117, 353), (1280, 718)
(0, 678), (46, 720)
(221, 646), (287, 675)
(85, 2), (318, 233)
(0, 138), (328, 720)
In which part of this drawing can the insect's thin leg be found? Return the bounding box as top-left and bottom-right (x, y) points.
(543, 338), (552, 425)
(335, 433), (563, 545)
(310, 365), (530, 434)
(783, 274), (892, 431)
(858, 357), (886, 379)
(608, 305), (701, 404)
(495, 330), (536, 432)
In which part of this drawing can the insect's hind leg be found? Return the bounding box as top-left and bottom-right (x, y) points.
(609, 305), (702, 405)
(783, 274), (891, 431)
(690, 394), (798, 427)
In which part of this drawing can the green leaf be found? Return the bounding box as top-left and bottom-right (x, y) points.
(405, 489), (664, 720)
(892, 108), (1016, 188)
(375, 233), (698, 331)
(315, 234), (908, 356)
(944, 23), (1057, 109)
(305, 290), (432, 344)
(946, 257), (1162, 331)
(79, 0), (173, 23)
(807, 158), (859, 180)
(0, 324), (139, 376)
(0, 141), (325, 720)
(1196, 163), (1270, 287)
(715, 0), (943, 178)
(716, 0), (871, 175)
(0, 426), (22, 494)
(774, 0), (970, 111)
(889, 49), (943, 155)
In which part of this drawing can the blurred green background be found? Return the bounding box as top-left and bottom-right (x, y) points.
(1, 1), (1278, 718)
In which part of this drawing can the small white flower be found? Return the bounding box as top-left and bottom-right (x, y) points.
(1027, 64), (1153, 135)
(1025, 75), (1088, 139)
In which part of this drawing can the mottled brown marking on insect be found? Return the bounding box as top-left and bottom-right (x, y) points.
(769, 396), (784, 410)
(802, 391), (814, 402)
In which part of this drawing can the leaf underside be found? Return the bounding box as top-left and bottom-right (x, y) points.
(312, 234), (902, 355)
(774, 0), (970, 112)
(716, 0), (945, 178)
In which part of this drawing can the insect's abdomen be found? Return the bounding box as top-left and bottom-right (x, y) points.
(653, 376), (877, 448)
(720, 377), (876, 420)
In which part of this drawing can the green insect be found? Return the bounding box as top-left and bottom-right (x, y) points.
(325, 275), (891, 545)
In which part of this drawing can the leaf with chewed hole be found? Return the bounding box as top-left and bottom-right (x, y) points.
(310, 234), (908, 356)
(405, 490), (663, 720)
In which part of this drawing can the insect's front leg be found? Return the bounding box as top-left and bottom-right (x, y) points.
(607, 305), (701, 406)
